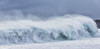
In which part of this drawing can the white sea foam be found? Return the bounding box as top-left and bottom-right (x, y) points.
(0, 15), (98, 45)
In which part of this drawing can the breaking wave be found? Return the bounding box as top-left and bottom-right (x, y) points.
(0, 15), (98, 45)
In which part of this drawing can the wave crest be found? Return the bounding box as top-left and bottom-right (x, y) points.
(0, 15), (98, 45)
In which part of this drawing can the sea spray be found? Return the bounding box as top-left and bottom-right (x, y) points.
(0, 15), (98, 45)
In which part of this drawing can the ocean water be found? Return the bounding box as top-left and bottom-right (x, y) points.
(0, 15), (98, 45)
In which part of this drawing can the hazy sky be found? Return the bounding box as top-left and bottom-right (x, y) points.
(0, 0), (100, 20)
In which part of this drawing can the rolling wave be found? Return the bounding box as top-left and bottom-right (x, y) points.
(0, 15), (98, 45)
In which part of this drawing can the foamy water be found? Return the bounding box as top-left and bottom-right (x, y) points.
(0, 15), (98, 45)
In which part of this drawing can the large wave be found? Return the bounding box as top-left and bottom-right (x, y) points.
(0, 15), (98, 45)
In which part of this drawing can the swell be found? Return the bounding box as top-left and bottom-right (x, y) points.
(0, 15), (98, 45)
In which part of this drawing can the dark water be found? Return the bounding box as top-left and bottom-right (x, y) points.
(95, 20), (100, 28)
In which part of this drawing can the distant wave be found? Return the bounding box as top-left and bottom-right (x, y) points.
(0, 15), (98, 45)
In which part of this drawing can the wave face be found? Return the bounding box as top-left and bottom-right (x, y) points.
(0, 15), (98, 45)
